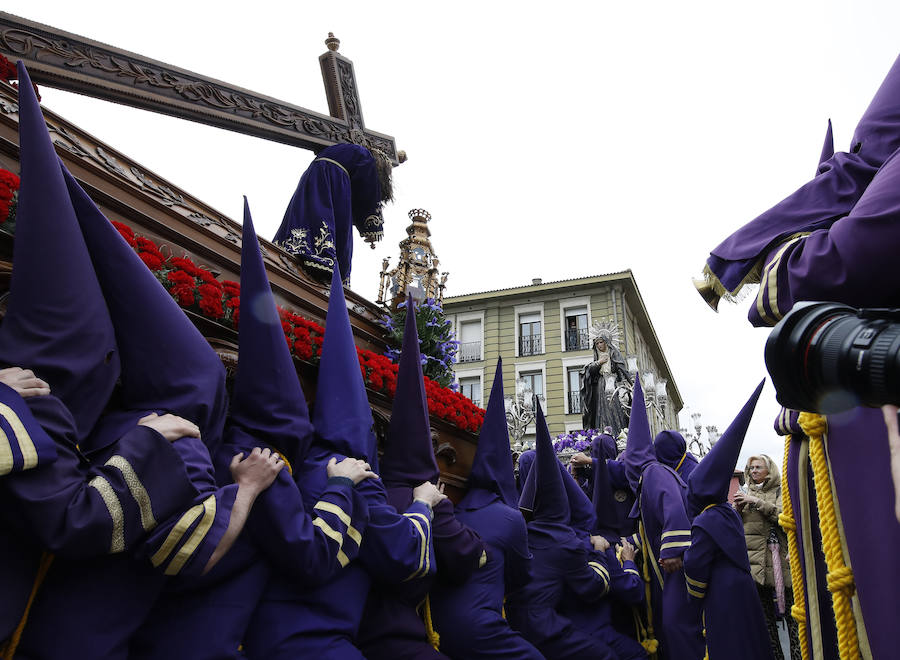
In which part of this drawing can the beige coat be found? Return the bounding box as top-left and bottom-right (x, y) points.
(739, 454), (791, 589)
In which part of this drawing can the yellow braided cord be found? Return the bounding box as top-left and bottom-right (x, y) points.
(638, 520), (659, 659)
(779, 435), (810, 660)
(423, 594), (440, 650)
(0, 552), (54, 660)
(800, 413), (860, 660)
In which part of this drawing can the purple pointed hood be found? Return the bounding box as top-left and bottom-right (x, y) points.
(818, 119), (835, 173)
(312, 267), (376, 463)
(623, 375), (655, 491)
(460, 358), (519, 510)
(227, 199), (314, 467)
(381, 296), (439, 489)
(654, 430), (699, 479)
(591, 433), (618, 461)
(687, 380), (765, 517)
(63, 171), (226, 452)
(520, 404), (575, 545)
(0, 62), (120, 443)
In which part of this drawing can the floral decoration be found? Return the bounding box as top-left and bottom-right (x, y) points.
(380, 297), (458, 389)
(0, 169), (19, 232)
(553, 429), (600, 454)
(108, 219), (484, 433)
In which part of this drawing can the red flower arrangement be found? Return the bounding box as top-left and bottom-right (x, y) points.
(108, 219), (485, 433)
(0, 169), (19, 228)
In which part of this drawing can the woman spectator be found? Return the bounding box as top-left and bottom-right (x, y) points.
(734, 454), (801, 660)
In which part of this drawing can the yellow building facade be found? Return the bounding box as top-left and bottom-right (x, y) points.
(443, 271), (683, 444)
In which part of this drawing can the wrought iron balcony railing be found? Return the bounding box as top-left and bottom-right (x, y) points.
(568, 391), (582, 415)
(565, 328), (591, 351)
(519, 335), (542, 356)
(457, 341), (482, 363)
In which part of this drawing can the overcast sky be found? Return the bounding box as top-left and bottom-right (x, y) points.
(7, 1), (900, 467)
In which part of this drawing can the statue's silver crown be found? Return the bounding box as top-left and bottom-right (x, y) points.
(588, 319), (622, 350)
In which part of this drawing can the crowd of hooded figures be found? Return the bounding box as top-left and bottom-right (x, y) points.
(2, 61), (782, 660)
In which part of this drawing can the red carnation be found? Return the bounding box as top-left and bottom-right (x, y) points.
(199, 293), (224, 319)
(139, 251), (164, 271)
(170, 283), (195, 306)
(223, 280), (241, 296)
(167, 270), (194, 286)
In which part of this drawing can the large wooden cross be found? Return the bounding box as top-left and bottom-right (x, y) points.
(0, 13), (401, 164)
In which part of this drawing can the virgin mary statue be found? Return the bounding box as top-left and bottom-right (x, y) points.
(580, 322), (630, 435)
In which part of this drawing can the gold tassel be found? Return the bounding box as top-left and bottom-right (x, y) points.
(423, 594), (440, 650)
(1, 552), (54, 660)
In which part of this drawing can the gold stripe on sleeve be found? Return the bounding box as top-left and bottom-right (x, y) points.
(164, 495), (218, 575)
(150, 502), (204, 568)
(685, 575), (708, 589)
(403, 515), (428, 581)
(313, 516), (349, 567)
(686, 585), (706, 599)
(0, 402), (38, 470)
(660, 540), (692, 551)
(660, 530), (691, 540)
(588, 561), (610, 582)
(88, 475), (126, 553)
(0, 425), (13, 475)
(314, 501), (362, 547)
(106, 455), (157, 532)
(624, 568), (641, 578)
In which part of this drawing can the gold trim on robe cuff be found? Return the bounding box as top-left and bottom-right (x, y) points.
(402, 514), (429, 581)
(312, 516), (349, 567)
(314, 500), (362, 547)
(660, 540), (692, 551)
(164, 495), (218, 575)
(88, 475), (126, 553)
(660, 529), (691, 540)
(151, 501), (205, 568)
(0, 425), (13, 475)
(0, 402), (38, 471)
(686, 585), (706, 599)
(685, 575), (708, 589)
(106, 455), (157, 531)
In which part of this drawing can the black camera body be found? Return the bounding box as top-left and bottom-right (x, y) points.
(765, 301), (900, 414)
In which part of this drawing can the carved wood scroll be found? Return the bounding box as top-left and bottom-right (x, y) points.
(0, 12), (399, 163)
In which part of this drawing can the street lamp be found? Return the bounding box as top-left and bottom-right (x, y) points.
(506, 377), (537, 451)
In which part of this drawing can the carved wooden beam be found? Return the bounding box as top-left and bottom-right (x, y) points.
(0, 13), (400, 163)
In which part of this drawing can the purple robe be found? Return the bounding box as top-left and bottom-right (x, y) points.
(240, 445), (434, 660)
(705, 53), (900, 298)
(823, 407), (900, 659)
(630, 463), (705, 660)
(606, 461), (637, 537)
(560, 546), (648, 660)
(272, 144), (384, 282)
(683, 505), (773, 660)
(0, 393), (201, 645)
(357, 493), (484, 660)
(430, 494), (543, 660)
(128, 427), (370, 660)
(12, 410), (237, 660)
(505, 522), (619, 660)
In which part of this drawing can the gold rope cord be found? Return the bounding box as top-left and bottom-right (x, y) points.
(799, 413), (860, 660)
(779, 435), (810, 660)
(0, 552), (54, 660)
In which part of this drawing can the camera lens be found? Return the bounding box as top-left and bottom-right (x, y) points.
(765, 302), (900, 413)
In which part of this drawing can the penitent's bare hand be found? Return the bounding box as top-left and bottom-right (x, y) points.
(230, 447), (283, 496)
(413, 481), (447, 508)
(0, 367), (51, 398)
(569, 452), (592, 467)
(618, 539), (636, 562)
(327, 456), (379, 485)
(138, 413), (201, 443)
(590, 535), (610, 552)
(659, 556), (683, 574)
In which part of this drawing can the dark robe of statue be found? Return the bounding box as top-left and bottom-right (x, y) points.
(580, 334), (630, 436)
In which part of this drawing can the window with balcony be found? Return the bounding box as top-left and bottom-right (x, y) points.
(459, 376), (481, 408)
(519, 370), (544, 404)
(567, 366), (583, 414)
(519, 313), (542, 356)
(457, 319), (482, 363)
(564, 308), (590, 351)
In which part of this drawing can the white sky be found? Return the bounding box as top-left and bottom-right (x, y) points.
(7, 1), (900, 467)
